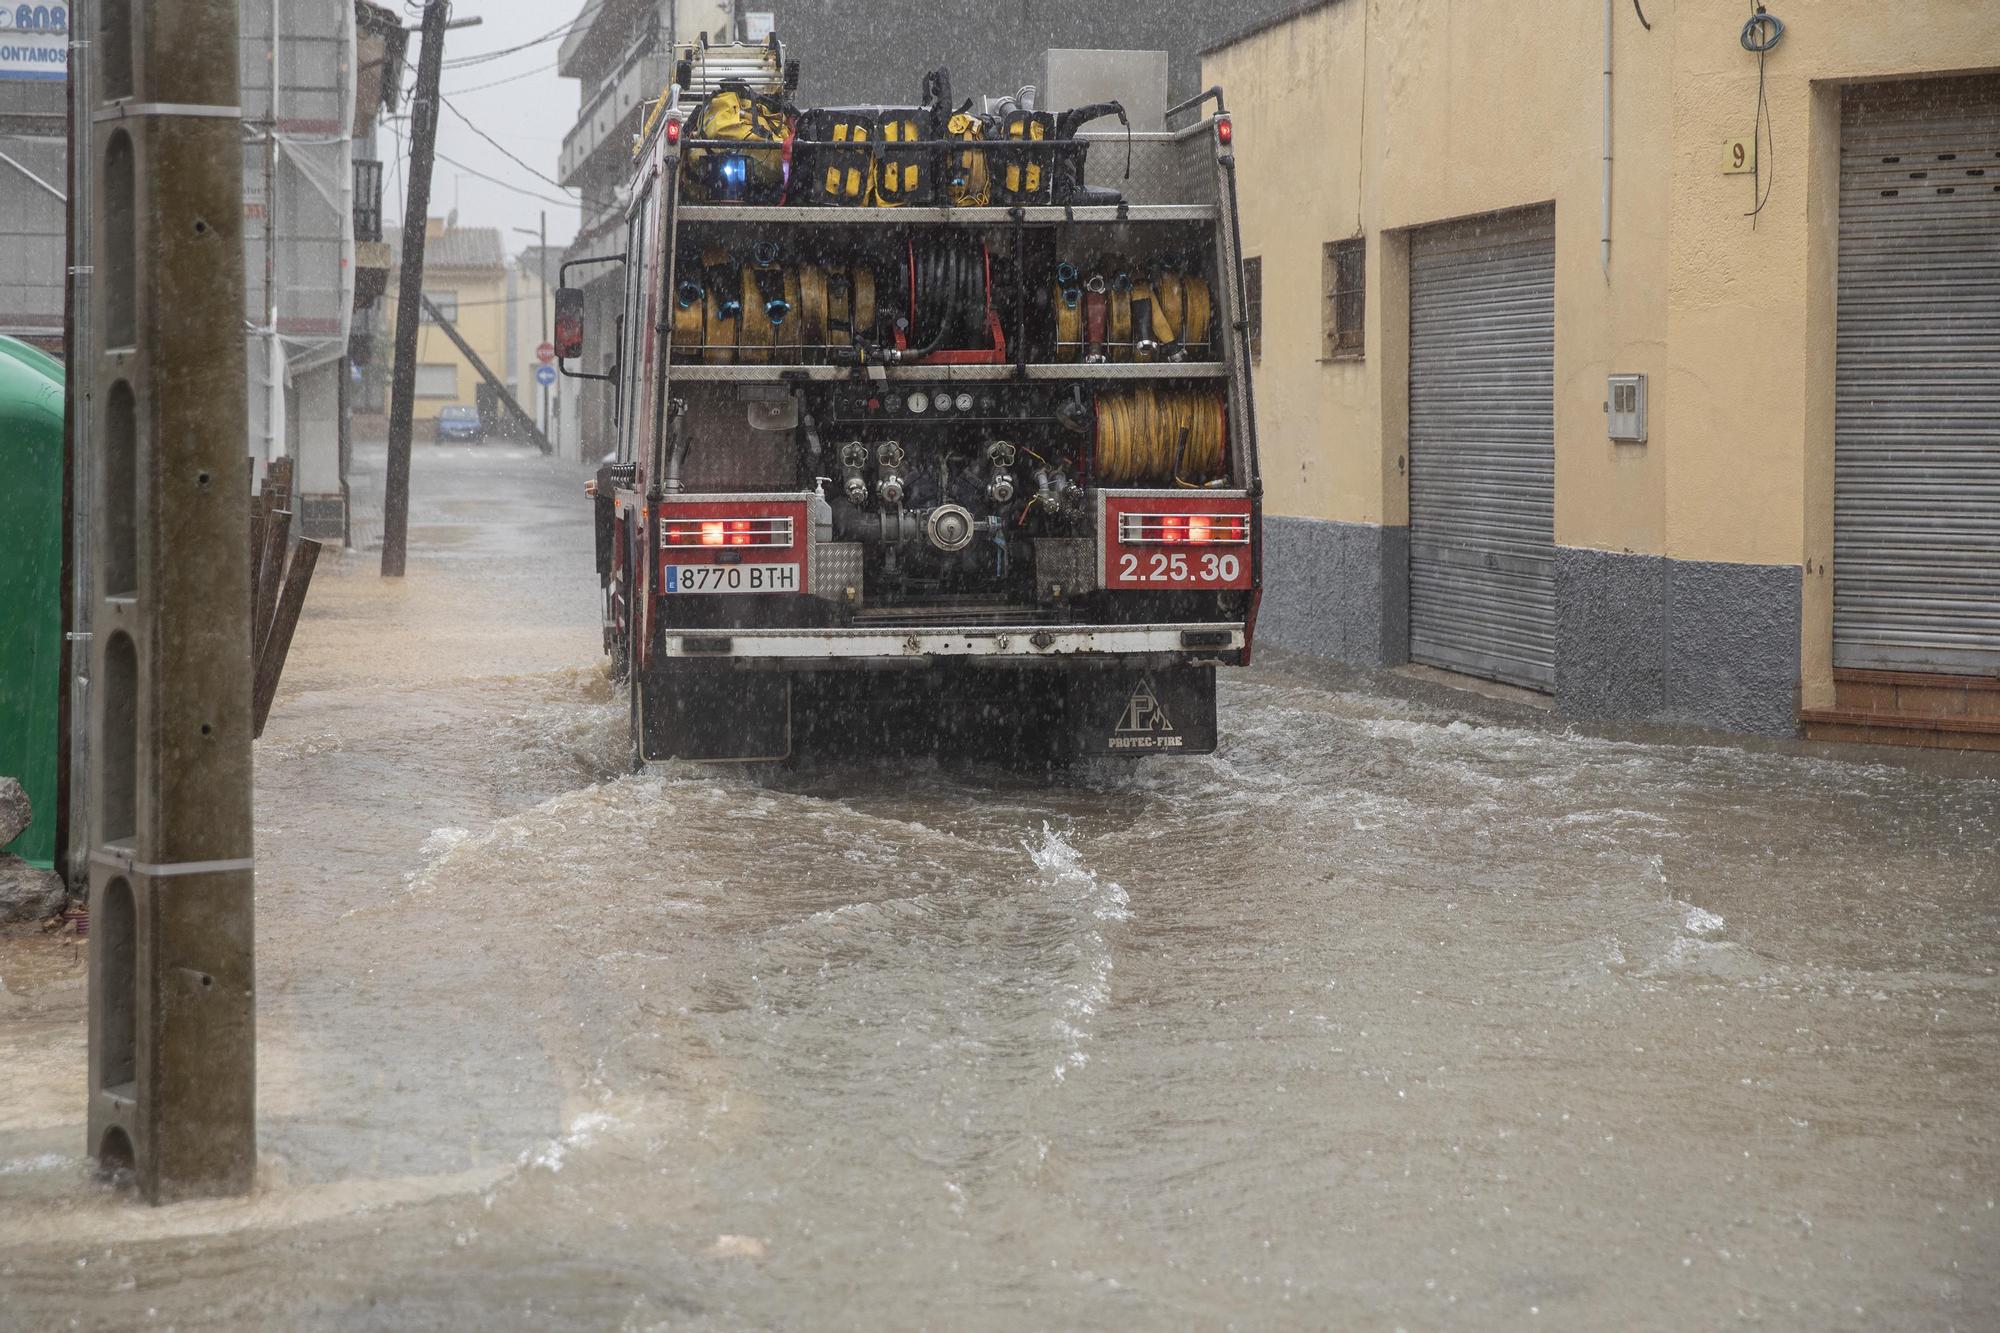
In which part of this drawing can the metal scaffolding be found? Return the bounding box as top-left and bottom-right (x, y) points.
(239, 0), (356, 478)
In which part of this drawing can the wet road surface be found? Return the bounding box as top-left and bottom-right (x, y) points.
(2, 442), (1997, 1330)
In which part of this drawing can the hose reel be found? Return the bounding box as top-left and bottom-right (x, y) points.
(1094, 387), (1228, 486)
(672, 251), (883, 364)
(1052, 260), (1214, 363)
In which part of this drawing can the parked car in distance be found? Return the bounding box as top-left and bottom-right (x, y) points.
(435, 404), (483, 444)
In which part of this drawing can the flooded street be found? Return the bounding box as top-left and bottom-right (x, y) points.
(3, 443), (1997, 1330)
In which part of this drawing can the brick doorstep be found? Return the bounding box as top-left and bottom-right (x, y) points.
(1801, 706), (2000, 734)
(1801, 670), (2000, 751)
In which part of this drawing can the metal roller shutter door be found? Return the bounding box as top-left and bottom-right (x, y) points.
(1408, 205), (1557, 691)
(1835, 76), (2000, 676)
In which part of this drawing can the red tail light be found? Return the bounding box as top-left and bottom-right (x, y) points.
(1216, 118), (1233, 146)
(667, 117), (682, 145)
(664, 515), (797, 548)
(1118, 513), (1248, 545)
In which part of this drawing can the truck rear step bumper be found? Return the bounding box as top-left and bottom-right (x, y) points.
(663, 622), (1245, 662)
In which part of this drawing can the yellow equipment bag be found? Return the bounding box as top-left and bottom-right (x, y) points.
(798, 111), (876, 205)
(874, 112), (929, 206)
(994, 110), (1055, 205)
(684, 85), (791, 203)
(826, 118), (872, 202)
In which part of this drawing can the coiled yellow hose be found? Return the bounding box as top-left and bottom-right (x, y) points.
(1139, 273), (1213, 359)
(946, 112), (989, 207)
(1094, 387), (1228, 486)
(671, 290), (705, 352)
(675, 263), (875, 363)
(798, 264), (829, 347)
(1053, 283), (1083, 360)
(738, 268), (774, 364)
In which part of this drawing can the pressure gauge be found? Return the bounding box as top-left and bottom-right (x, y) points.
(933, 392), (954, 415)
(955, 392), (975, 413)
(906, 391), (929, 414)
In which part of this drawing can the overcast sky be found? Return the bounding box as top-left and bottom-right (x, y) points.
(385, 1), (590, 257)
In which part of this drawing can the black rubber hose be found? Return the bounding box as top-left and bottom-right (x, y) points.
(834, 241), (983, 365)
(907, 242), (981, 356)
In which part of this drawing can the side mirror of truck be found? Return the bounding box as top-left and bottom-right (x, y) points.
(554, 288), (586, 361)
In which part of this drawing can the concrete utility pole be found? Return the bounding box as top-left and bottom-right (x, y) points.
(380, 0), (451, 579)
(258, 0), (283, 471)
(61, 0), (96, 898)
(85, 0), (257, 1202)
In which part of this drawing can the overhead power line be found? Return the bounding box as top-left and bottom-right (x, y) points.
(434, 147), (605, 212)
(445, 59), (558, 97)
(441, 1), (607, 69)
(439, 94), (575, 195)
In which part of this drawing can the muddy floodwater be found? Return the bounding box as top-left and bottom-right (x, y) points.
(3, 443), (1997, 1330)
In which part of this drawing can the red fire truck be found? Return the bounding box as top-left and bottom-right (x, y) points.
(558, 37), (1261, 763)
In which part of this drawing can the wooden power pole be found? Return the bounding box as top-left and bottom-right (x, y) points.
(380, 0), (451, 578)
(85, 0), (256, 1201)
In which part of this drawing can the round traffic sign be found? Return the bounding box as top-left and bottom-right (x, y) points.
(535, 364), (558, 388)
(536, 341), (555, 365)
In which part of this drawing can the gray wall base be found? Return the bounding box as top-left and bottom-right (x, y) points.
(1557, 547), (1801, 737)
(1256, 517), (1408, 668)
(1258, 523), (1800, 737)
(298, 494), (346, 542)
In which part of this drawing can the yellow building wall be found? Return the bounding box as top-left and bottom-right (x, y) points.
(379, 265), (510, 425)
(1207, 5), (1371, 526)
(1660, 1), (2000, 704)
(1206, 0), (2000, 706)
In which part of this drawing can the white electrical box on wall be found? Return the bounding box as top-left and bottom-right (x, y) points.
(1607, 373), (1648, 443)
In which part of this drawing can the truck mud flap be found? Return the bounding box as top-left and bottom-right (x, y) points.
(641, 664), (791, 763)
(1067, 666), (1217, 758)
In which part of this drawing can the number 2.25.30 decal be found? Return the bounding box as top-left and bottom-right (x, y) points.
(1115, 550), (1242, 586)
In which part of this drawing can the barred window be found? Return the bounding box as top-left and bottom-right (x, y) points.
(1243, 256), (1263, 363)
(1323, 239), (1365, 360)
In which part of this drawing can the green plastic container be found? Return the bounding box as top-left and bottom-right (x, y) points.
(0, 336), (65, 869)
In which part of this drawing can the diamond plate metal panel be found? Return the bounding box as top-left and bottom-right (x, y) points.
(814, 541), (865, 601)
